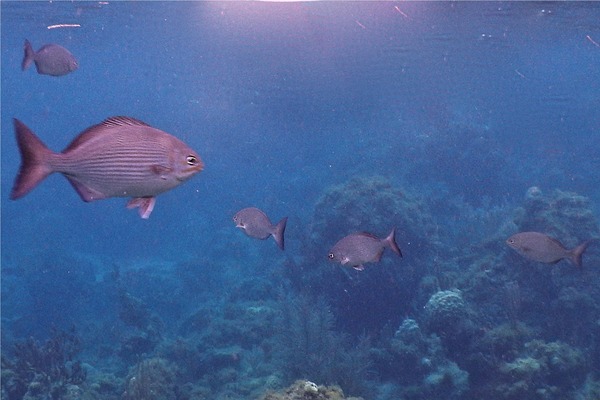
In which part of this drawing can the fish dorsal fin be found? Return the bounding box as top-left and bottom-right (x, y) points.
(62, 116), (152, 153)
(357, 232), (379, 240)
(100, 116), (151, 128)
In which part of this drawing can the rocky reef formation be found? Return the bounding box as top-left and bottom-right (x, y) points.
(123, 358), (177, 400)
(290, 175), (441, 336)
(258, 380), (363, 400)
(308, 175), (439, 264)
(514, 187), (600, 246)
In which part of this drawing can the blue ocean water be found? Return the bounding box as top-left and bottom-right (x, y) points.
(2, 2), (600, 399)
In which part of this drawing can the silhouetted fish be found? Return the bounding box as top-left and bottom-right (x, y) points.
(10, 117), (203, 218)
(506, 232), (591, 267)
(233, 207), (287, 250)
(22, 39), (78, 76)
(328, 228), (402, 271)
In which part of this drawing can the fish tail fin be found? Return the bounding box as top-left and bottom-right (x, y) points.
(570, 241), (591, 267)
(10, 118), (55, 200)
(272, 216), (288, 250)
(385, 227), (403, 258)
(22, 39), (35, 71)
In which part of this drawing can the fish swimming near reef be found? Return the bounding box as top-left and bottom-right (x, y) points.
(10, 117), (203, 219)
(328, 228), (402, 271)
(233, 207), (287, 250)
(506, 231), (591, 267)
(22, 39), (78, 76)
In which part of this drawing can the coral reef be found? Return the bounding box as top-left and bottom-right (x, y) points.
(273, 293), (371, 397)
(514, 188), (600, 245)
(117, 291), (163, 362)
(423, 289), (477, 358)
(423, 289), (468, 332)
(495, 340), (588, 400)
(123, 357), (177, 400)
(1, 327), (86, 400)
(373, 318), (470, 400)
(292, 175), (440, 337)
(309, 176), (439, 262)
(258, 379), (364, 400)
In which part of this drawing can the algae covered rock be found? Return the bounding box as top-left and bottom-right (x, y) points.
(495, 339), (587, 400)
(258, 379), (364, 400)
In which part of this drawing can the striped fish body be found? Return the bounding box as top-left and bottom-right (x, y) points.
(10, 117), (203, 218)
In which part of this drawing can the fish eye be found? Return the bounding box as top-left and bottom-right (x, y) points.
(328, 253), (335, 259)
(186, 155), (198, 165)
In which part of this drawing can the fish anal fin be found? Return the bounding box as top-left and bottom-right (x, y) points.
(66, 177), (108, 202)
(127, 197), (156, 219)
(353, 264), (365, 271)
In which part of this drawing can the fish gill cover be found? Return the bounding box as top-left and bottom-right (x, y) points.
(2, 2), (600, 400)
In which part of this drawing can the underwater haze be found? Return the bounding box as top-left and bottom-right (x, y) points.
(2, 2), (600, 399)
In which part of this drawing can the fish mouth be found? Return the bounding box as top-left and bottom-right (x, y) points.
(177, 165), (204, 181)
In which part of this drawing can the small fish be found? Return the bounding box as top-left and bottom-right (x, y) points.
(233, 207), (287, 250)
(22, 39), (78, 76)
(506, 232), (591, 267)
(328, 228), (402, 271)
(10, 116), (203, 218)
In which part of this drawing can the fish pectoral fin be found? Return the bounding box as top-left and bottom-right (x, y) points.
(353, 264), (365, 271)
(127, 197), (156, 219)
(66, 177), (108, 202)
(150, 164), (173, 179)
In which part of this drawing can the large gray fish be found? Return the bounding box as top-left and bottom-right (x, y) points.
(506, 232), (591, 267)
(328, 228), (402, 271)
(233, 207), (287, 250)
(10, 117), (203, 218)
(22, 39), (78, 77)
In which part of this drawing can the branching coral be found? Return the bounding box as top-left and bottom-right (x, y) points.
(273, 293), (371, 397)
(1, 327), (86, 400)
